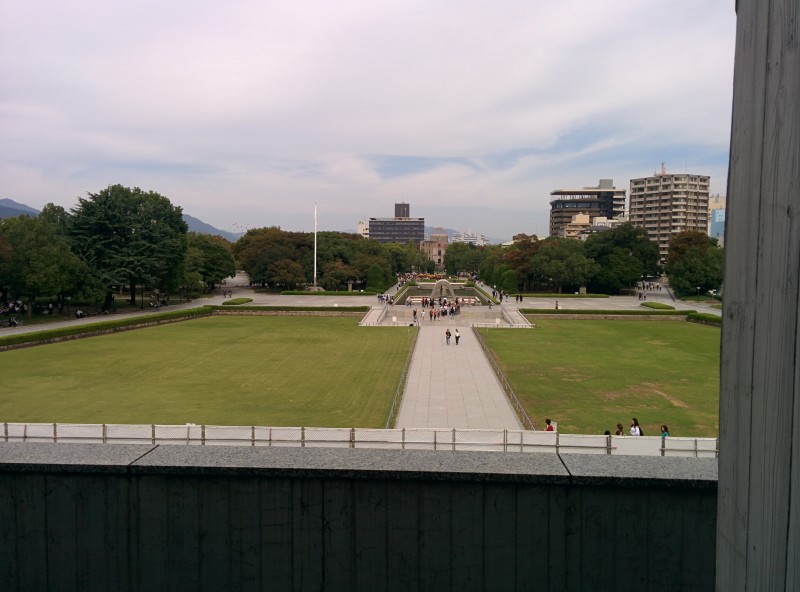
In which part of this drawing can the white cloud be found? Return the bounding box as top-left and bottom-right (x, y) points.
(0, 0), (736, 240)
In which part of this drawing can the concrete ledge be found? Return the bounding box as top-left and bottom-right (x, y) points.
(0, 443), (716, 487)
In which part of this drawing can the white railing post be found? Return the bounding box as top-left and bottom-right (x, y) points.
(301, 427), (305, 448)
(503, 429), (507, 452)
(402, 427), (405, 450)
(201, 424), (206, 446)
(607, 435), (613, 455)
(151, 424), (156, 444)
(350, 428), (355, 449)
(4, 422), (8, 442)
(53, 423), (57, 443)
(251, 426), (256, 447)
(452, 428), (456, 451)
(102, 423), (107, 444)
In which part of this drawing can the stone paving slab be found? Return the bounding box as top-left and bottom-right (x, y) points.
(395, 326), (522, 430)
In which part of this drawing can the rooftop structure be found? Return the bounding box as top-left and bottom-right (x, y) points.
(368, 203), (424, 244)
(549, 179), (626, 237)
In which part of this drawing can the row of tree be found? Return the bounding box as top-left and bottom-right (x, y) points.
(0, 184), (724, 310)
(444, 223), (723, 296)
(232, 227), (432, 291)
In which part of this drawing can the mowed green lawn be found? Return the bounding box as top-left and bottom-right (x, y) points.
(480, 319), (720, 437)
(2, 317), (415, 427)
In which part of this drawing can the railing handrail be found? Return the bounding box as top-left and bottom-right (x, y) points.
(471, 327), (536, 430)
(384, 325), (420, 428)
(0, 421), (718, 457)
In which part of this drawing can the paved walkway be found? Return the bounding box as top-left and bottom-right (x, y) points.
(395, 325), (522, 430)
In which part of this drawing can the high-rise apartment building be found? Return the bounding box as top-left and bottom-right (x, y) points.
(549, 179), (626, 237)
(628, 171), (710, 258)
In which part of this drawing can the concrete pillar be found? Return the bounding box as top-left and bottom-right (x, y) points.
(717, 0), (800, 589)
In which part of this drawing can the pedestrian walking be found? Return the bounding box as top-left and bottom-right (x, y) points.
(454, 329), (460, 345)
(445, 329), (451, 345)
(630, 418), (643, 436)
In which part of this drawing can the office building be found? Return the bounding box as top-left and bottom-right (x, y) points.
(629, 169), (710, 258)
(369, 203), (425, 244)
(549, 179), (626, 237)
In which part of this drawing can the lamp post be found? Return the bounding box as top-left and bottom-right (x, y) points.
(696, 286), (701, 303)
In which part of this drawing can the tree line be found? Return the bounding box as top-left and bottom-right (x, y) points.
(0, 184), (724, 313)
(0, 185), (236, 312)
(445, 223), (723, 297)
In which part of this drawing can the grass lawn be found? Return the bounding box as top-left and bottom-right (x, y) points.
(2, 317), (415, 428)
(479, 319), (720, 437)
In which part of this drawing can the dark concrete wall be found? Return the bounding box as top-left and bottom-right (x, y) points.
(0, 444), (717, 592)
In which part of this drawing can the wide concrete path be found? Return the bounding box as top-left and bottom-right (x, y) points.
(395, 325), (522, 430)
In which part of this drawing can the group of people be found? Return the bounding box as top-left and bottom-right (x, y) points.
(611, 418), (670, 438)
(444, 328), (460, 345)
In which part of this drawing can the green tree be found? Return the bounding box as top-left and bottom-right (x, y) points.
(185, 233), (236, 289)
(366, 263), (388, 292)
(444, 242), (485, 275)
(531, 238), (598, 293)
(0, 215), (98, 313)
(666, 232), (724, 296)
(70, 185), (188, 304)
(584, 223), (660, 294)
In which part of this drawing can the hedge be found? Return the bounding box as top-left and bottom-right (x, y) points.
(640, 302), (675, 310)
(516, 293), (609, 299)
(221, 298), (253, 306)
(0, 306), (213, 348)
(687, 312), (722, 325)
(208, 305), (370, 312)
(520, 308), (697, 316)
(280, 290), (377, 296)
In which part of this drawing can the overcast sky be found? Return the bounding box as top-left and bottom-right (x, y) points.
(1, 1), (736, 241)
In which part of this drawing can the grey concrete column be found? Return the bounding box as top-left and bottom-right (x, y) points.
(717, 0), (800, 589)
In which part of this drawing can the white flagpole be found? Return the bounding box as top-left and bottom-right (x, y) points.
(314, 203), (318, 287)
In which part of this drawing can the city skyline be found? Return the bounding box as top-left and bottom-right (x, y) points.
(1, 1), (735, 241)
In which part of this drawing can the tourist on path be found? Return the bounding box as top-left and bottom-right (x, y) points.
(454, 329), (460, 345)
(630, 418), (643, 436)
(445, 329), (451, 345)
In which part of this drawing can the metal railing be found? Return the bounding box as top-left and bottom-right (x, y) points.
(0, 422), (718, 457)
(471, 327), (537, 430)
(384, 325), (420, 428)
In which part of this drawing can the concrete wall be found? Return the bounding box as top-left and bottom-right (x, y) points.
(0, 444), (717, 591)
(717, 0), (800, 589)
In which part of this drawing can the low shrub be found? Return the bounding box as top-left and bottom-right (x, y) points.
(209, 305), (370, 312)
(0, 307), (213, 348)
(221, 298), (253, 306)
(280, 290), (377, 296)
(518, 293), (609, 299)
(521, 308), (696, 316)
(640, 302), (675, 310)
(687, 312), (722, 325)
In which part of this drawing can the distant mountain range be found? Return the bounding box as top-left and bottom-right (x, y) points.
(0, 198), (244, 242)
(0, 198), (502, 244)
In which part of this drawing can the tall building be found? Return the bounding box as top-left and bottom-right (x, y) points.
(549, 179), (626, 237)
(708, 194), (726, 246)
(628, 170), (710, 258)
(356, 220), (369, 239)
(368, 203), (425, 243)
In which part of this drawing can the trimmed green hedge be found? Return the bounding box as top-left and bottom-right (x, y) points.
(687, 312), (722, 325)
(0, 306), (213, 347)
(521, 308), (697, 316)
(280, 290), (377, 296)
(221, 298), (253, 306)
(209, 305), (370, 312)
(640, 302), (675, 310)
(517, 293), (609, 299)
